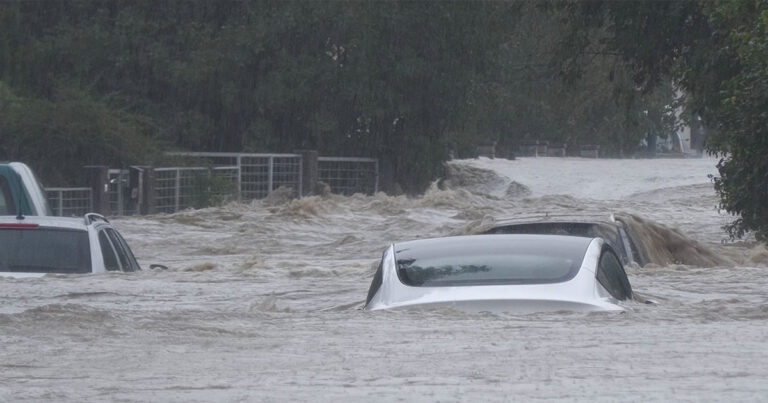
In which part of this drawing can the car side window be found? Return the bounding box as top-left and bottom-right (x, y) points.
(116, 230), (140, 271)
(106, 228), (139, 272)
(98, 230), (121, 271)
(597, 248), (632, 300)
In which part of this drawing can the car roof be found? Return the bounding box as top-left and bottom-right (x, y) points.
(0, 215), (89, 230)
(6, 162), (29, 171)
(489, 213), (618, 227)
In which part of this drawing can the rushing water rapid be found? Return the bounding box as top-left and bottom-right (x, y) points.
(2, 157), (768, 402)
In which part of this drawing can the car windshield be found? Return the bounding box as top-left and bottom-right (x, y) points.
(0, 228), (91, 274)
(395, 235), (591, 287)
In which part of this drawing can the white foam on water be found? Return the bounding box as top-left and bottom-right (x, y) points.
(463, 156), (720, 200)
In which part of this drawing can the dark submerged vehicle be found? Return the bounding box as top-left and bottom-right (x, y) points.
(480, 214), (650, 266)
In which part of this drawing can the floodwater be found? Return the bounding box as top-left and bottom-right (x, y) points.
(2, 156), (768, 402)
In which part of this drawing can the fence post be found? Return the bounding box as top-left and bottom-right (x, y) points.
(174, 169), (181, 212)
(143, 167), (156, 215)
(117, 170), (125, 216)
(294, 149), (318, 196)
(267, 156), (274, 195)
(236, 154), (242, 201)
(57, 191), (64, 216)
(83, 165), (110, 215)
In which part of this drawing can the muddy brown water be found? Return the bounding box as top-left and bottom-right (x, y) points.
(1, 157), (767, 402)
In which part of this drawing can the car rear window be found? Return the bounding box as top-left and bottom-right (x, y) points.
(0, 228), (91, 274)
(395, 235), (591, 287)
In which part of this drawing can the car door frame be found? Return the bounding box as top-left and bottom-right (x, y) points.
(104, 227), (140, 272)
(91, 224), (139, 273)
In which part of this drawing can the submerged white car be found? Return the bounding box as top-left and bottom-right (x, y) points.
(364, 234), (632, 313)
(0, 214), (145, 278)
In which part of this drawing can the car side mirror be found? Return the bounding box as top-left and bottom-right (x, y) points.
(149, 264), (169, 270)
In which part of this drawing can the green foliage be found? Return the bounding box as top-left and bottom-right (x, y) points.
(0, 1), (694, 193)
(329, 1), (519, 192)
(563, 0), (768, 240)
(0, 1), (526, 193)
(440, 2), (682, 159)
(551, 2), (684, 156)
(0, 81), (157, 185)
(557, 0), (710, 91)
(703, 1), (768, 241)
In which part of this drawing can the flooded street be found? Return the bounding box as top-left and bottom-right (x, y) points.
(2, 157), (768, 402)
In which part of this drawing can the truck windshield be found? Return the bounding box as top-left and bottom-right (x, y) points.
(0, 228), (91, 274)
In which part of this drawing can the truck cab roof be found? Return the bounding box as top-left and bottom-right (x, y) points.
(0, 162), (52, 216)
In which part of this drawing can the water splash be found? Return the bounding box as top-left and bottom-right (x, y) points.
(617, 213), (733, 267)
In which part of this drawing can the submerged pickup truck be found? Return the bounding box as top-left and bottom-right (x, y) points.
(0, 162), (52, 216)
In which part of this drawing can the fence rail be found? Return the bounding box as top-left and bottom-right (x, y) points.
(46, 187), (92, 217)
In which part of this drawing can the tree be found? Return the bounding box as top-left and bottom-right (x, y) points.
(560, 0), (768, 240)
(703, 1), (768, 241)
(0, 1), (717, 196)
(0, 1), (522, 192)
(0, 81), (156, 185)
(494, 2), (680, 157)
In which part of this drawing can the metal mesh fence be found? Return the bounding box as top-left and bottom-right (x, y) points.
(272, 156), (302, 196)
(46, 188), (92, 217)
(43, 153), (376, 216)
(155, 168), (200, 213)
(154, 167), (239, 213)
(239, 155), (301, 200)
(210, 166), (240, 203)
(165, 152), (302, 201)
(318, 157), (378, 195)
(147, 152), (371, 213)
(239, 156), (270, 200)
(154, 168), (176, 213)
